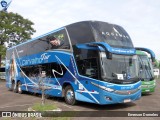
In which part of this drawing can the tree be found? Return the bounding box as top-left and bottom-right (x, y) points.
(0, 11), (36, 67)
(0, 45), (6, 66)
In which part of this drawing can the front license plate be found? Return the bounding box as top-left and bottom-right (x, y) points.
(124, 99), (131, 103)
(145, 89), (150, 92)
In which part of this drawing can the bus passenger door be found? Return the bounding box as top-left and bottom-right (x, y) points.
(75, 56), (101, 104)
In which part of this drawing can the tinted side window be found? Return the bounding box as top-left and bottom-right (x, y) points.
(16, 43), (30, 57)
(21, 62), (67, 78)
(47, 29), (70, 50)
(16, 28), (70, 57)
(28, 37), (49, 55)
(67, 22), (95, 45)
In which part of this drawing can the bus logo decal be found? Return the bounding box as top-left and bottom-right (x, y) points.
(21, 53), (51, 66)
(41, 53), (51, 60)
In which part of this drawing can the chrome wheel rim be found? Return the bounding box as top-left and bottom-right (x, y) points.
(66, 89), (74, 102)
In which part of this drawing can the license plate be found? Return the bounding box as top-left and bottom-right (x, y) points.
(145, 89), (150, 92)
(124, 99), (131, 103)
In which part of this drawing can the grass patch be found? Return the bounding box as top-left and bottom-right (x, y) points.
(32, 103), (57, 111)
(30, 103), (73, 120)
(51, 117), (71, 120)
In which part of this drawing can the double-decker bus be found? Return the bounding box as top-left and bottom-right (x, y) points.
(136, 48), (156, 93)
(6, 21), (141, 105)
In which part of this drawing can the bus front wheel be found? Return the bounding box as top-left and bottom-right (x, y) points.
(64, 85), (77, 105)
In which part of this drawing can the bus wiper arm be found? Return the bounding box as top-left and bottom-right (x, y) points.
(102, 78), (113, 82)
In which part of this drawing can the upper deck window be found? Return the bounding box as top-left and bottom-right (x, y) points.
(47, 29), (70, 50)
(67, 21), (134, 48)
(66, 22), (95, 45)
(11, 28), (70, 58)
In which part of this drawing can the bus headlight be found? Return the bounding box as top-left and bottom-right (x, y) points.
(91, 82), (114, 92)
(153, 82), (156, 86)
(99, 86), (114, 92)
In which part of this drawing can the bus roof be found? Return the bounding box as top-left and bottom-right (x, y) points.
(8, 20), (134, 50)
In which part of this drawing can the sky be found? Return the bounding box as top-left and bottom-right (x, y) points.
(5, 0), (160, 59)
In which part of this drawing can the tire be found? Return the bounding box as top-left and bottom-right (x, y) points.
(64, 85), (77, 105)
(17, 81), (23, 94)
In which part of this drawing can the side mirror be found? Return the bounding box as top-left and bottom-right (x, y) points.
(129, 58), (132, 65)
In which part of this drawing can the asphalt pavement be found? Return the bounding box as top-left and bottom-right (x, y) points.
(0, 79), (160, 120)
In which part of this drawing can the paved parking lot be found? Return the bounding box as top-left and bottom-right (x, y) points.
(0, 79), (160, 120)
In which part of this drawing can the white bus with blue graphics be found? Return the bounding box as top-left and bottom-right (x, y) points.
(6, 21), (141, 105)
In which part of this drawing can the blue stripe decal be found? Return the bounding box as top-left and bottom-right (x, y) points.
(76, 42), (136, 55)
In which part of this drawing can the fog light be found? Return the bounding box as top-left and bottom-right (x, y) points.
(105, 97), (112, 101)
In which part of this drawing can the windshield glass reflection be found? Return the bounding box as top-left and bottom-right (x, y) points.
(101, 52), (139, 81)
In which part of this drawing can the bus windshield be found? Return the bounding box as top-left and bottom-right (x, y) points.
(139, 55), (154, 80)
(91, 21), (134, 48)
(101, 52), (139, 82)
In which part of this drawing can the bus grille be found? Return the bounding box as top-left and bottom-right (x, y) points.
(114, 88), (139, 95)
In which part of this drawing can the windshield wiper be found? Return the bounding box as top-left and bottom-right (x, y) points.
(102, 77), (113, 82)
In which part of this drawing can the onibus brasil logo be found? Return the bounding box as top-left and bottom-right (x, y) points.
(0, 0), (12, 11)
(1, 0), (7, 8)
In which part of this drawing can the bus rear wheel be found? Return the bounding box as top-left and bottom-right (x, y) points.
(17, 81), (23, 94)
(64, 85), (77, 105)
